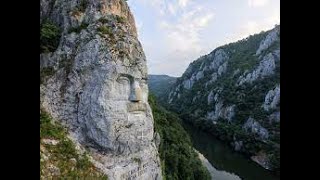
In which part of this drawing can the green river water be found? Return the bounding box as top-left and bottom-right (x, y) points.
(182, 122), (280, 180)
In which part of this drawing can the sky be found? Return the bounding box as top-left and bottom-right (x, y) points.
(128, 0), (280, 77)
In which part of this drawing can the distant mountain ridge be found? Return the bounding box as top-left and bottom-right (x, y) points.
(148, 75), (177, 102)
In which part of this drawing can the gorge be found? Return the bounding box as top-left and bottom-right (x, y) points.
(149, 25), (280, 176)
(40, 0), (280, 179)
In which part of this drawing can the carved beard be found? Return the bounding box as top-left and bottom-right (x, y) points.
(100, 100), (153, 155)
(127, 102), (147, 113)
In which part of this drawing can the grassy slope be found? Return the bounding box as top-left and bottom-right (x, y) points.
(40, 110), (108, 179)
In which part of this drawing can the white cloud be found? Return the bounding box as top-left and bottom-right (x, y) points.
(266, 10), (280, 25)
(128, 0), (279, 76)
(167, 3), (177, 15)
(178, 0), (190, 8)
(153, 4), (214, 76)
(160, 5), (214, 53)
(223, 16), (279, 46)
(248, 0), (269, 7)
(140, 0), (214, 76)
(148, 50), (196, 76)
(242, 21), (261, 35)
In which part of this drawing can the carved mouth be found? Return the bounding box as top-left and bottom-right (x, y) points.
(127, 103), (147, 113)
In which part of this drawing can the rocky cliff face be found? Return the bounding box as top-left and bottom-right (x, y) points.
(165, 25), (280, 170)
(40, 0), (162, 179)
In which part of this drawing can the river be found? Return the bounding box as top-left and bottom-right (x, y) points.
(182, 122), (280, 180)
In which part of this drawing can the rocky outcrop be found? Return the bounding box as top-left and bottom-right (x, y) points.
(40, 0), (162, 179)
(263, 85), (280, 111)
(243, 117), (269, 140)
(208, 49), (229, 71)
(181, 70), (204, 90)
(234, 141), (243, 152)
(269, 111), (280, 123)
(251, 151), (271, 170)
(169, 49), (228, 102)
(206, 102), (236, 123)
(256, 25), (280, 55)
(238, 51), (279, 85)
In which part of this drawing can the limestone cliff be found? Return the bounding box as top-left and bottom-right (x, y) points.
(40, 0), (162, 179)
(163, 25), (280, 171)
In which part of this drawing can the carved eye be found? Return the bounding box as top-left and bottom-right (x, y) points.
(117, 76), (130, 84)
(140, 77), (148, 83)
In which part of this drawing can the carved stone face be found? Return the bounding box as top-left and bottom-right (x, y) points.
(83, 62), (154, 155)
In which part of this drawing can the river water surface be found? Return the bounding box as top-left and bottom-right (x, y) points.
(182, 122), (280, 180)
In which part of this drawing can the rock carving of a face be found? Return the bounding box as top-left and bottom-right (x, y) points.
(84, 63), (154, 155)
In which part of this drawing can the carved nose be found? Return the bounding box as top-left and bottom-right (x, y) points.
(129, 80), (142, 102)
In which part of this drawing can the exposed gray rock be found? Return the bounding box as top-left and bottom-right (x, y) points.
(234, 141), (243, 152)
(269, 111), (280, 123)
(273, 49), (280, 60)
(182, 70), (204, 90)
(183, 79), (192, 89)
(42, 139), (59, 146)
(207, 91), (214, 105)
(199, 61), (206, 70)
(48, 164), (61, 176)
(42, 153), (49, 161)
(225, 105), (236, 123)
(256, 25), (280, 55)
(209, 49), (229, 71)
(232, 69), (240, 77)
(192, 96), (197, 103)
(154, 132), (161, 149)
(214, 93), (219, 102)
(40, 0), (162, 179)
(196, 70), (204, 80)
(206, 102), (235, 122)
(243, 117), (269, 140)
(251, 151), (271, 170)
(263, 85), (280, 111)
(218, 62), (228, 76)
(204, 73), (218, 89)
(238, 53), (277, 85)
(70, 158), (77, 165)
(206, 101), (223, 121)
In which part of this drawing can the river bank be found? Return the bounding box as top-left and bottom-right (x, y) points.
(183, 122), (280, 180)
(195, 149), (241, 180)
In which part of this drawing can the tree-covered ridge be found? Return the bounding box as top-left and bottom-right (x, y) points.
(149, 94), (211, 180)
(148, 75), (177, 103)
(161, 25), (280, 174)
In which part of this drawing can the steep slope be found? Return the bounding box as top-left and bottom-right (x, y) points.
(165, 25), (280, 173)
(148, 75), (177, 102)
(149, 94), (211, 180)
(40, 0), (162, 179)
(40, 110), (108, 179)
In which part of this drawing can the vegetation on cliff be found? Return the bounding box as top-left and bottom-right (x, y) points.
(149, 94), (211, 180)
(156, 26), (280, 175)
(40, 110), (108, 179)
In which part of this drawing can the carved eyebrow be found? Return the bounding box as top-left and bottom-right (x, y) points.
(118, 73), (134, 81)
